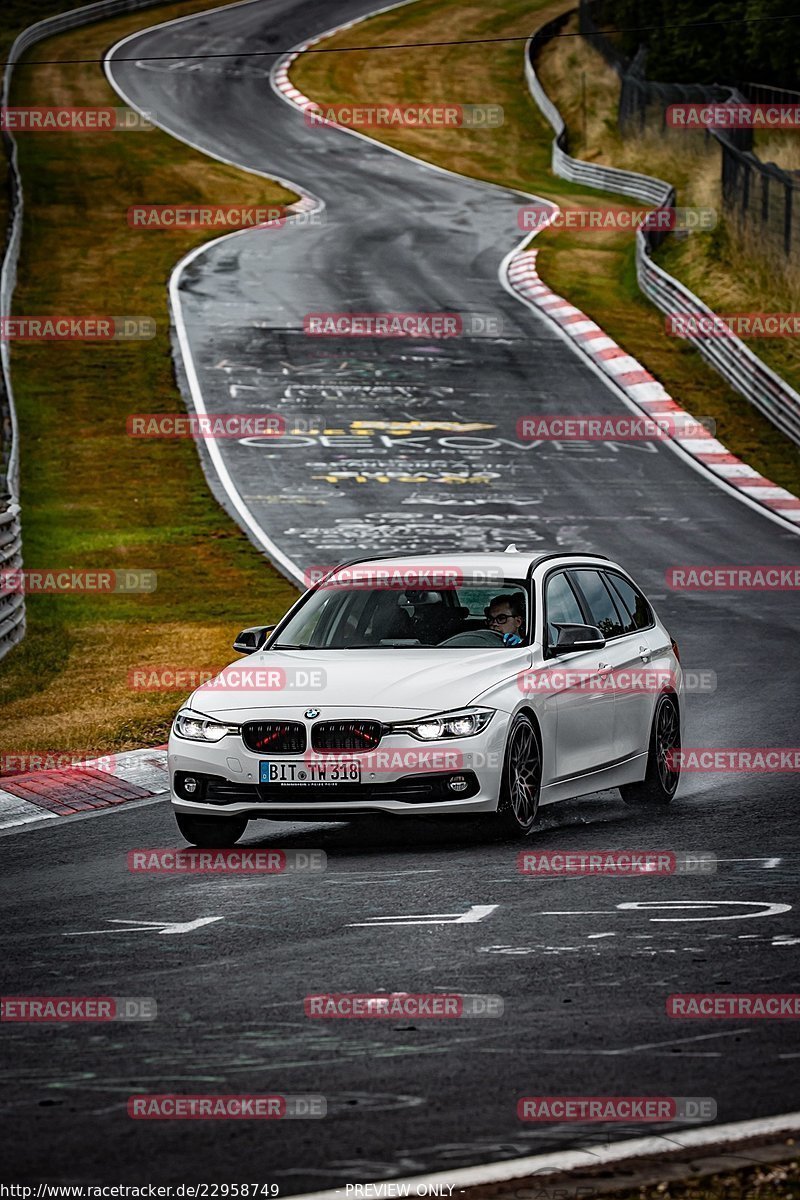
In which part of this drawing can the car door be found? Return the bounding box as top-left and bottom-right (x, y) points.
(569, 568), (651, 763)
(540, 569), (617, 781)
(603, 570), (662, 758)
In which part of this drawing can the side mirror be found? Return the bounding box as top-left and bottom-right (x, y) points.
(549, 622), (606, 654)
(233, 625), (275, 655)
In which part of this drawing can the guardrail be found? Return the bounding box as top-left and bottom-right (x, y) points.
(526, 15), (674, 207)
(525, 15), (800, 449)
(0, 0), (166, 661)
(0, 498), (24, 654)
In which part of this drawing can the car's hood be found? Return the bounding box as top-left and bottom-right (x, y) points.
(186, 647), (532, 718)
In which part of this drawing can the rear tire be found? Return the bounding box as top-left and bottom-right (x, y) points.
(175, 812), (248, 847)
(619, 692), (680, 806)
(491, 714), (541, 837)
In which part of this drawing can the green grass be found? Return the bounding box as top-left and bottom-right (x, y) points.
(0, 0), (301, 755)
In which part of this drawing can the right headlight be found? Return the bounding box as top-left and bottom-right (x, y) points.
(173, 709), (239, 743)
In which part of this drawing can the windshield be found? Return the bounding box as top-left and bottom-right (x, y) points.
(273, 581), (531, 649)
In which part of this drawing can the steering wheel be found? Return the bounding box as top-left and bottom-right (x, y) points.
(437, 629), (506, 648)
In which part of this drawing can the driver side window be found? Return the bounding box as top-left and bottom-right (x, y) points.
(545, 572), (584, 645)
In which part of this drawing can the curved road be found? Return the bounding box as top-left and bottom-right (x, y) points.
(3, 0), (799, 1188)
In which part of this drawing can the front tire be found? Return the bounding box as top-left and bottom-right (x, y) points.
(620, 692), (681, 806)
(175, 812), (248, 847)
(492, 714), (541, 837)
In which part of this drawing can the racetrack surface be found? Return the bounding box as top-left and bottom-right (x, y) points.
(2, 796), (800, 1186)
(106, 0), (800, 576)
(3, 0), (798, 1187)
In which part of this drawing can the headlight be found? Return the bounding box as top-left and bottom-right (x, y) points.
(173, 709), (239, 742)
(390, 707), (494, 741)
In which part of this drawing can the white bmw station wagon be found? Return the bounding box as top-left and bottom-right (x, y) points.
(168, 549), (683, 845)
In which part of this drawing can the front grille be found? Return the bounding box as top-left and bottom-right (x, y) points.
(311, 720), (383, 752)
(241, 721), (306, 753)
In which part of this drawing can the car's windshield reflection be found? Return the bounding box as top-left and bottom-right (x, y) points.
(272, 583), (530, 649)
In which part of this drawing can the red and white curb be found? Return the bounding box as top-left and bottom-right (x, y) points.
(0, 746), (168, 828)
(272, 15), (370, 117)
(507, 249), (800, 526)
(273, 15), (800, 534)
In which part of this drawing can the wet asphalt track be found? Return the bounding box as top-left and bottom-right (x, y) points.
(2, 0), (799, 1188)
(3, 796), (800, 1187)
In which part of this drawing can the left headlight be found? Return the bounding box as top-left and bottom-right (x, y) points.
(389, 707), (495, 741)
(173, 709), (239, 743)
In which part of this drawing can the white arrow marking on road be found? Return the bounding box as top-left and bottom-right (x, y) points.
(348, 904), (498, 927)
(64, 917), (223, 937)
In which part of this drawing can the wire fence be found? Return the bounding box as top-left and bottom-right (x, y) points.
(525, 21), (800, 449)
(577, 0), (800, 259)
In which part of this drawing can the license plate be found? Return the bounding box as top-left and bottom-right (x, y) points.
(259, 761), (361, 786)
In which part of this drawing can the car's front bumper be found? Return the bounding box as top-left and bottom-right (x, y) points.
(168, 719), (508, 819)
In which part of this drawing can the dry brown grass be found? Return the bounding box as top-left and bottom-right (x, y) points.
(755, 130), (800, 171)
(538, 12), (800, 387)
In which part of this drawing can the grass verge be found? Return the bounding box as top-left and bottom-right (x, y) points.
(613, 1152), (800, 1199)
(537, 12), (800, 392)
(292, 0), (800, 495)
(0, 0), (300, 756)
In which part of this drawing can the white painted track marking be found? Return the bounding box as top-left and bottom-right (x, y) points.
(348, 904), (498, 927)
(64, 917), (223, 936)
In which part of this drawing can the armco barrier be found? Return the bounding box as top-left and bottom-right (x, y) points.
(0, 0), (168, 661)
(0, 498), (24, 654)
(526, 15), (673, 208)
(525, 15), (800, 449)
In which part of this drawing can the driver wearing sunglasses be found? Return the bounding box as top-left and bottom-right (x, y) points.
(485, 593), (526, 646)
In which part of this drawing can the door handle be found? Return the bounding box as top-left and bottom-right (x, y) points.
(638, 644), (651, 663)
(598, 661), (610, 671)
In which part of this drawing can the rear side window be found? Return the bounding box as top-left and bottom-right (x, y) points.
(545, 572), (585, 642)
(570, 570), (625, 639)
(605, 572), (653, 632)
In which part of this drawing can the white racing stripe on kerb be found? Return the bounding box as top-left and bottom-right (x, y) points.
(602, 355), (643, 377)
(714, 463), (762, 478)
(95, 748), (168, 793)
(289, 1111), (800, 1200)
(627, 381), (671, 402)
(737, 487), (793, 500)
(0, 790), (57, 827)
